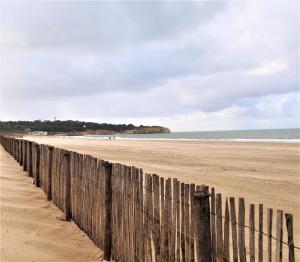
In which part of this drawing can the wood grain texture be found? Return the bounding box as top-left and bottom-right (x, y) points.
(249, 204), (255, 262)
(211, 188), (217, 262)
(275, 210), (283, 262)
(258, 204), (263, 262)
(224, 198), (230, 262)
(216, 193), (223, 262)
(267, 208), (273, 262)
(229, 197), (239, 262)
(285, 213), (295, 262)
(238, 198), (246, 262)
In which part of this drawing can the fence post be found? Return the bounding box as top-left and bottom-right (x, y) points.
(63, 152), (71, 221)
(16, 140), (19, 161)
(35, 144), (40, 187)
(193, 186), (212, 262)
(258, 204), (263, 262)
(12, 138), (15, 158)
(28, 141), (33, 176)
(17, 140), (20, 163)
(15, 139), (17, 160)
(238, 198), (246, 262)
(285, 214), (295, 262)
(14, 140), (17, 161)
(267, 208), (273, 262)
(20, 140), (23, 166)
(18, 140), (21, 163)
(15, 139), (18, 160)
(275, 210), (283, 262)
(23, 141), (28, 171)
(47, 146), (53, 201)
(103, 161), (112, 261)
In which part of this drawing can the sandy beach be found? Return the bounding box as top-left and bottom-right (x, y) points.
(0, 145), (102, 262)
(2, 0), (298, 260)
(26, 136), (300, 248)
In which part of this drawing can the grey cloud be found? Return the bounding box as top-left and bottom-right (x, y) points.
(1, 0), (299, 127)
(2, 1), (226, 50)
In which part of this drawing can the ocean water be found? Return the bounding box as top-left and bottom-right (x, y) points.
(74, 128), (300, 143)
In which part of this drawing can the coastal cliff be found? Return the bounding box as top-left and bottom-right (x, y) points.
(123, 126), (170, 134)
(74, 126), (170, 135)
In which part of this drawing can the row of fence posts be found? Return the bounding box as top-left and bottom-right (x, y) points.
(0, 136), (213, 262)
(0, 136), (296, 262)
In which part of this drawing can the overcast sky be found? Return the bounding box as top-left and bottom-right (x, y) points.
(0, 1), (299, 131)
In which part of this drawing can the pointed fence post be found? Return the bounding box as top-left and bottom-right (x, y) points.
(35, 144), (40, 187)
(20, 140), (23, 166)
(193, 186), (212, 262)
(23, 141), (28, 171)
(103, 161), (112, 261)
(47, 146), (53, 201)
(28, 141), (33, 176)
(63, 152), (71, 221)
(285, 214), (295, 262)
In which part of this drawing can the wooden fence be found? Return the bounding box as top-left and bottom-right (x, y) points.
(0, 136), (297, 262)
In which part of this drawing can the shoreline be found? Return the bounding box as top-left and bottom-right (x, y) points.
(69, 135), (300, 143)
(23, 134), (300, 145)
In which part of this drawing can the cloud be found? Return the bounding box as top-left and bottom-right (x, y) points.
(0, 0), (299, 130)
(246, 61), (288, 76)
(250, 92), (300, 118)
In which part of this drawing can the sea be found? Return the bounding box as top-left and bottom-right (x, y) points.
(73, 128), (300, 143)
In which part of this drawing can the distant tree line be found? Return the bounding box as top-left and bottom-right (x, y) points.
(0, 120), (159, 134)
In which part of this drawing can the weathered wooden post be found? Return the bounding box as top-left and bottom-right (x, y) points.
(285, 214), (295, 262)
(216, 193), (223, 262)
(11, 138), (13, 155)
(9, 138), (12, 155)
(8, 138), (11, 153)
(35, 144), (40, 187)
(193, 186), (212, 262)
(17, 140), (20, 163)
(20, 140), (23, 166)
(16, 140), (18, 161)
(103, 161), (112, 261)
(63, 152), (71, 221)
(15, 139), (18, 160)
(13, 139), (16, 160)
(47, 146), (53, 201)
(13, 139), (16, 159)
(20, 140), (24, 166)
(23, 141), (28, 171)
(275, 210), (283, 262)
(258, 204), (263, 262)
(28, 141), (33, 176)
(267, 208), (273, 262)
(14, 139), (18, 161)
(249, 204), (255, 262)
(229, 197), (239, 262)
(18, 140), (21, 163)
(238, 198), (246, 262)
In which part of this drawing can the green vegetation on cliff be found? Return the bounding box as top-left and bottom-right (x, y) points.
(0, 120), (170, 134)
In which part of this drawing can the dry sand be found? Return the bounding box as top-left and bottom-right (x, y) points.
(26, 136), (300, 252)
(0, 146), (103, 262)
